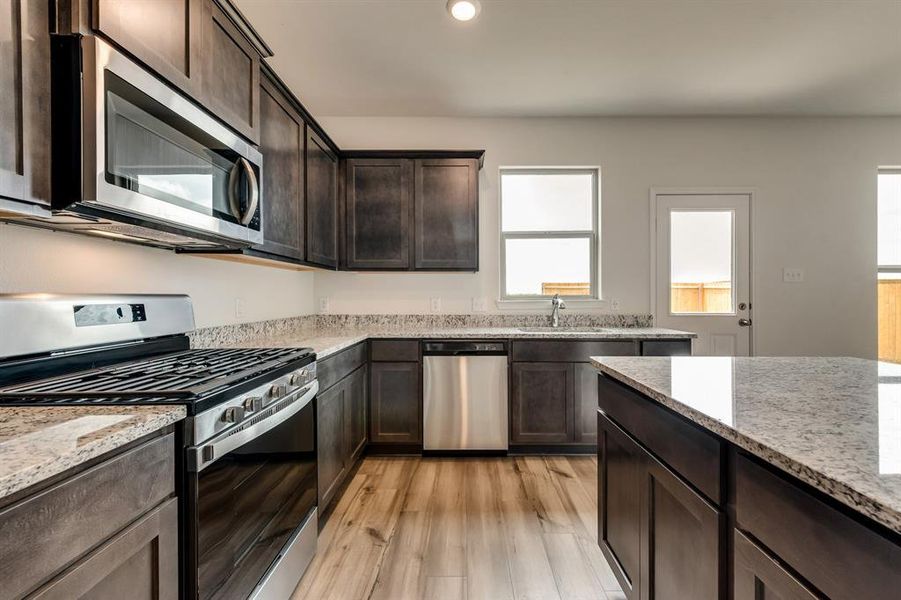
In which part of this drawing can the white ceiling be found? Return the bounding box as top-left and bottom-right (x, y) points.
(235, 0), (901, 118)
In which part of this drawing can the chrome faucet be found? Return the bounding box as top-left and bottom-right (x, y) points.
(550, 293), (567, 328)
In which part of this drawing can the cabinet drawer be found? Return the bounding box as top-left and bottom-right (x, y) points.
(318, 342), (367, 391)
(736, 454), (901, 600)
(598, 375), (722, 504)
(512, 340), (638, 362)
(0, 433), (175, 599)
(640, 340), (691, 356)
(370, 339), (419, 362)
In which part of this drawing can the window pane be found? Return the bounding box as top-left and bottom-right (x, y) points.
(670, 211), (734, 314)
(501, 172), (593, 232)
(505, 237), (591, 296)
(879, 272), (901, 363)
(879, 173), (901, 267)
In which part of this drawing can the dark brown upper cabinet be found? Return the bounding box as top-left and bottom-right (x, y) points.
(306, 128), (339, 268)
(0, 0), (51, 208)
(414, 158), (479, 271)
(93, 0), (204, 99)
(342, 151), (483, 272)
(201, 0), (260, 143)
(254, 75), (304, 260)
(344, 158), (414, 270)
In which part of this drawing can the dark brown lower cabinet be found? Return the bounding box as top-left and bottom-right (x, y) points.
(733, 530), (817, 600)
(345, 364), (368, 460)
(317, 363), (368, 512)
(597, 412), (643, 600)
(511, 362), (573, 444)
(573, 362), (599, 443)
(30, 498), (178, 600)
(369, 361), (421, 444)
(642, 454), (722, 600)
(598, 412), (722, 600)
(317, 381), (347, 510)
(0, 431), (177, 600)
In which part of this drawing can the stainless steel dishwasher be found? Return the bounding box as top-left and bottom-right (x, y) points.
(423, 340), (509, 451)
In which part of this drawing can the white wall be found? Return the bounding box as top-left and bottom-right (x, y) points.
(316, 116), (900, 358)
(0, 224), (316, 328)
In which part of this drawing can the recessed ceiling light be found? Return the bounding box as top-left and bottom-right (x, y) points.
(447, 0), (481, 22)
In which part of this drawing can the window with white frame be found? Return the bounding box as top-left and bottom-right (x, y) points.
(499, 168), (599, 299)
(878, 168), (901, 363)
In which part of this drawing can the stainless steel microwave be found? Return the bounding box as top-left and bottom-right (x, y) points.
(13, 34), (264, 250)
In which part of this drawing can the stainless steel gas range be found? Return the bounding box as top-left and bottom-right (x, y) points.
(0, 294), (318, 600)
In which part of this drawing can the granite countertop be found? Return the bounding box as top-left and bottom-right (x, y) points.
(196, 326), (696, 359)
(0, 405), (186, 501)
(591, 355), (901, 534)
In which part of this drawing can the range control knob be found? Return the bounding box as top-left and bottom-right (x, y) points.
(221, 406), (246, 424)
(269, 383), (287, 398)
(290, 371), (306, 386)
(243, 396), (263, 413)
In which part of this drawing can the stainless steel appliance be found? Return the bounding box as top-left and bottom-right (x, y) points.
(423, 340), (509, 451)
(2, 35), (263, 250)
(0, 294), (317, 600)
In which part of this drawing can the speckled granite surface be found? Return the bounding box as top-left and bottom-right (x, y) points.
(189, 314), (693, 358)
(591, 356), (901, 534)
(0, 406), (185, 501)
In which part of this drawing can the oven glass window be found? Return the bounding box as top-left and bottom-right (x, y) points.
(103, 73), (250, 225)
(196, 401), (316, 600)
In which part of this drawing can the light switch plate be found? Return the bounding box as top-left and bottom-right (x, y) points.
(783, 268), (805, 283)
(471, 297), (488, 312)
(319, 297), (330, 313)
(430, 297), (442, 313)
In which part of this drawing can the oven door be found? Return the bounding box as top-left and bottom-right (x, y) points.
(186, 382), (318, 600)
(52, 35), (263, 247)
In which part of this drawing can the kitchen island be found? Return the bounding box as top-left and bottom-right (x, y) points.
(592, 356), (901, 600)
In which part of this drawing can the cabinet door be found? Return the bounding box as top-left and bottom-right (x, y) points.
(317, 382), (347, 510)
(93, 0), (203, 98)
(345, 158), (413, 270)
(305, 128), (338, 267)
(413, 158), (478, 270)
(30, 498), (178, 600)
(369, 362), (421, 444)
(734, 530), (817, 600)
(202, 0), (260, 143)
(510, 362), (573, 444)
(641, 454), (722, 600)
(255, 75), (304, 260)
(573, 362), (598, 444)
(344, 365), (368, 461)
(597, 412), (643, 600)
(0, 0), (51, 206)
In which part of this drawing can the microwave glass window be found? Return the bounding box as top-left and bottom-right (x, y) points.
(104, 74), (240, 223)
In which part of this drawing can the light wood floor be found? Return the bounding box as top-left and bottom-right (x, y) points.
(291, 456), (624, 600)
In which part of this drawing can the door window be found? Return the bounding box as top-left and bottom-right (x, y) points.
(669, 210), (735, 315)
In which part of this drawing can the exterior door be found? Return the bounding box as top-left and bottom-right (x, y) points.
(654, 192), (751, 356)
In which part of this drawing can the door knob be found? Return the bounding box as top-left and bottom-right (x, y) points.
(738, 318), (752, 327)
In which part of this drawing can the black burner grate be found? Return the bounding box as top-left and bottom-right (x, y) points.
(0, 347), (312, 402)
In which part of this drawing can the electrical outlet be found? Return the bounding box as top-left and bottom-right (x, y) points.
(319, 297), (330, 313)
(234, 298), (245, 319)
(471, 297), (488, 312)
(610, 299), (620, 312)
(783, 268), (804, 283)
(430, 297), (442, 313)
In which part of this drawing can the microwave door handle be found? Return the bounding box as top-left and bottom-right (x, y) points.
(227, 157), (259, 226)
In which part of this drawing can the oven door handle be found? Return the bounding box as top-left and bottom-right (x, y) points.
(187, 380), (318, 472)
